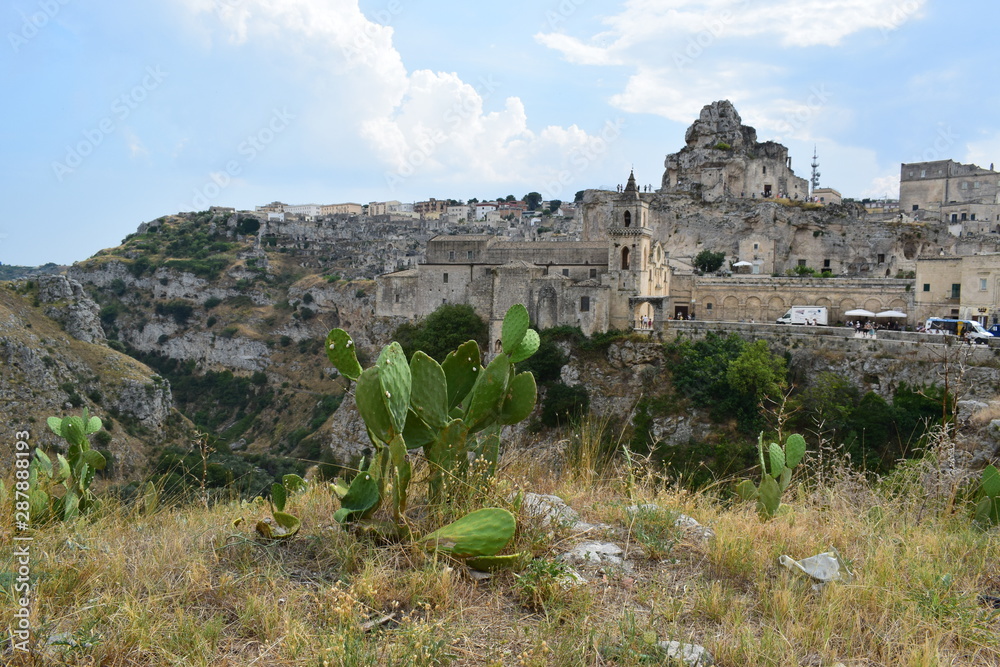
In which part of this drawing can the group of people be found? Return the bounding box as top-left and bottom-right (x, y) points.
(850, 320), (877, 338)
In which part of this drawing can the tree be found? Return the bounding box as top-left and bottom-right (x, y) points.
(693, 250), (726, 273)
(469, 198), (479, 204)
(505, 194), (516, 202)
(524, 192), (543, 211)
(574, 190), (585, 203)
(394, 303), (488, 362)
(549, 199), (562, 215)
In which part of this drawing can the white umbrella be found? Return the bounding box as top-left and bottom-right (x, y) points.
(732, 260), (752, 267)
(844, 309), (876, 317)
(876, 310), (907, 318)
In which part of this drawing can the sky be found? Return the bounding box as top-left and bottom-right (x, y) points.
(3, 0), (1000, 266)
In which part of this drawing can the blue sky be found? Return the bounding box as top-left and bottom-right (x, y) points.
(3, 0), (999, 266)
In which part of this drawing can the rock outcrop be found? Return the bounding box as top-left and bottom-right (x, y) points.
(38, 275), (106, 344)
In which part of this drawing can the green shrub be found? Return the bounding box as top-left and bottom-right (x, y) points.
(541, 383), (589, 427)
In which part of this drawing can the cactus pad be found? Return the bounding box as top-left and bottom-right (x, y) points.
(784, 433), (806, 468)
(442, 340), (481, 409)
(325, 328), (363, 380)
(464, 353), (511, 432)
(420, 507), (516, 558)
(409, 351), (449, 429)
(498, 371), (537, 425)
(376, 342), (411, 435)
(500, 304), (530, 353)
(509, 328), (540, 363)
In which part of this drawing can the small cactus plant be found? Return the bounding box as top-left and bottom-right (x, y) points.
(256, 473), (307, 540)
(973, 464), (1000, 527)
(735, 432), (806, 518)
(326, 304), (539, 561)
(29, 409), (107, 522)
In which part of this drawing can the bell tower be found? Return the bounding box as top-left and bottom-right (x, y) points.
(607, 170), (655, 329)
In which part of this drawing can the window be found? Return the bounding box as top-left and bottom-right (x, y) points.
(623, 211), (632, 227)
(920, 169), (926, 177)
(961, 182), (969, 190)
(580, 296), (590, 312)
(443, 272), (449, 284)
(467, 250), (473, 260)
(877, 253), (885, 264)
(981, 278), (988, 291)
(706, 303), (713, 311)
(971, 213), (977, 220)
(621, 247), (630, 270)
(952, 283), (961, 299)
(823, 259), (831, 269)
(961, 213), (967, 221)
(562, 268), (569, 277)
(449, 251), (455, 261)
(923, 284), (931, 292)
(763, 166), (767, 175)
(753, 242), (759, 250)
(395, 293), (400, 303)
(913, 204), (919, 211)
(975, 181), (981, 189)
(952, 214), (958, 222)
(589, 268), (597, 279)
(798, 259), (807, 267)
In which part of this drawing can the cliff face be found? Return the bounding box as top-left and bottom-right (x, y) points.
(0, 283), (182, 476)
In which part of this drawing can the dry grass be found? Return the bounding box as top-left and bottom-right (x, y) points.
(2, 433), (999, 666)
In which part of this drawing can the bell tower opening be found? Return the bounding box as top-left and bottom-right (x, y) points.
(621, 246), (630, 270)
(624, 210), (632, 227)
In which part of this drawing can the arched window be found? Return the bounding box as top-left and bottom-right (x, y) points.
(621, 246), (630, 270)
(623, 210), (631, 227)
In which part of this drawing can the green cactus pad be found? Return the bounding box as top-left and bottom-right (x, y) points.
(409, 352), (449, 429)
(982, 464), (1000, 498)
(974, 496), (1000, 526)
(388, 434), (411, 516)
(282, 474), (307, 493)
(355, 367), (395, 443)
(81, 449), (106, 472)
(420, 507), (516, 558)
(464, 353), (511, 432)
(376, 342), (411, 435)
(500, 304), (530, 353)
(509, 328), (540, 363)
(768, 442), (785, 478)
(734, 479), (758, 502)
(498, 371), (537, 425)
(424, 418), (468, 503)
(85, 416), (102, 434)
(325, 328), (363, 381)
(778, 466), (792, 493)
(256, 511), (301, 539)
(442, 340), (481, 409)
(334, 469), (381, 524)
(402, 409), (436, 450)
(758, 475), (781, 517)
(784, 433), (807, 468)
(271, 482), (287, 512)
(466, 551), (532, 572)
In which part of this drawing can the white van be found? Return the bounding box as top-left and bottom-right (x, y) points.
(924, 318), (992, 343)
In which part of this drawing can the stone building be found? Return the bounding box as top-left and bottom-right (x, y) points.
(914, 254), (1000, 325)
(900, 160), (1000, 233)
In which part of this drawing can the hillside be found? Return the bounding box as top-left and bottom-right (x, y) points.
(0, 280), (188, 478)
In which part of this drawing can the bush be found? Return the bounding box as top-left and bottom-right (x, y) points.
(155, 299), (195, 325)
(694, 250), (726, 273)
(203, 296), (222, 309)
(541, 383), (589, 427)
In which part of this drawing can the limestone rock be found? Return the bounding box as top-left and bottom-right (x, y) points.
(38, 275), (106, 344)
(657, 640), (714, 666)
(521, 492), (581, 528)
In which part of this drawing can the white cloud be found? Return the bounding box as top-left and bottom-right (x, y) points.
(175, 0), (604, 191)
(964, 132), (1000, 171)
(861, 173), (900, 199)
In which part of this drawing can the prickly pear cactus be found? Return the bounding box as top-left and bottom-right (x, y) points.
(328, 303), (540, 543)
(737, 432), (807, 519)
(30, 409), (107, 522)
